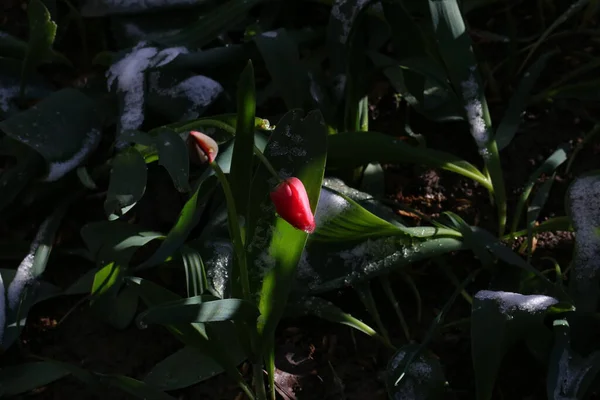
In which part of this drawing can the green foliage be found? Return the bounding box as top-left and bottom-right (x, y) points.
(2, 0), (600, 398)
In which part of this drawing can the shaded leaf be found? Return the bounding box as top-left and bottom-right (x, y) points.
(20, 0), (58, 96)
(472, 290), (559, 400)
(0, 362), (70, 397)
(386, 345), (446, 400)
(0, 88), (101, 182)
(104, 148), (148, 218)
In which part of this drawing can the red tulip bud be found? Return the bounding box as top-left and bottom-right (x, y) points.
(270, 177), (315, 233)
(189, 131), (218, 164)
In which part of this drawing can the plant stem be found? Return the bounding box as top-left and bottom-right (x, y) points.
(253, 145), (282, 183)
(210, 162), (251, 301)
(253, 363), (268, 400)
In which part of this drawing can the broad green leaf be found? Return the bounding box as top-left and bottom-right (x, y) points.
(91, 262), (122, 297)
(105, 375), (176, 400)
(94, 284), (139, 330)
(137, 297), (259, 326)
(547, 319), (600, 400)
(472, 290), (559, 400)
(496, 52), (555, 150)
(20, 0), (58, 96)
(386, 345), (446, 400)
(326, 131), (491, 190)
(296, 236), (465, 295)
(245, 110), (327, 352)
(0, 362), (70, 397)
(311, 185), (459, 242)
(286, 296), (381, 339)
(104, 147), (148, 218)
(0, 88), (102, 182)
(155, 128), (190, 192)
(80, 221), (163, 265)
(565, 171), (600, 313)
(145, 347), (229, 390)
(254, 29), (309, 110)
(128, 277), (250, 391)
(546, 79), (600, 101)
(0, 269), (61, 351)
(136, 176), (217, 271)
(229, 61), (256, 219)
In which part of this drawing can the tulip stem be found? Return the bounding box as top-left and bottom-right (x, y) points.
(210, 161), (252, 302)
(253, 145), (282, 184)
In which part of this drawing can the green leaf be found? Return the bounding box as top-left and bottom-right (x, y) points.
(386, 345), (446, 400)
(0, 29), (67, 65)
(296, 236), (464, 295)
(105, 148), (148, 218)
(95, 284), (139, 330)
(547, 319), (600, 400)
(245, 109), (327, 351)
(510, 145), (568, 233)
(472, 290), (559, 400)
(0, 88), (102, 182)
(254, 29), (309, 110)
(20, 0), (58, 96)
(326, 131), (491, 190)
(229, 61), (256, 219)
(0, 269), (61, 351)
(136, 176), (217, 271)
(91, 262), (122, 297)
(145, 346), (230, 391)
(155, 128), (190, 192)
(80, 221), (163, 265)
(311, 186), (459, 242)
(105, 375), (176, 400)
(287, 296), (382, 340)
(156, 0), (267, 48)
(496, 52), (555, 150)
(137, 297), (259, 326)
(0, 361), (70, 397)
(128, 277), (250, 391)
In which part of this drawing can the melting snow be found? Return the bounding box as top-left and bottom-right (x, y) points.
(314, 188), (349, 227)
(205, 241), (232, 298)
(474, 290), (558, 315)
(151, 74), (223, 118)
(331, 0), (369, 43)
(44, 129), (101, 182)
(0, 85), (19, 113)
(461, 70), (490, 154)
(261, 31), (278, 38)
(106, 42), (188, 135)
(7, 217), (51, 310)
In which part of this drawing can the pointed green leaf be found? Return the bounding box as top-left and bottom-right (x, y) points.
(327, 131), (491, 190)
(136, 176), (217, 271)
(20, 0), (58, 96)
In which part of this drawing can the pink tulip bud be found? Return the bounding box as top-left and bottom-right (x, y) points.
(270, 177), (315, 233)
(189, 131), (218, 164)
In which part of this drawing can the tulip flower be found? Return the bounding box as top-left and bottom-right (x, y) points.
(189, 131), (218, 164)
(270, 177), (315, 233)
